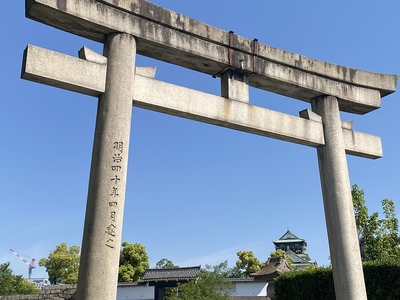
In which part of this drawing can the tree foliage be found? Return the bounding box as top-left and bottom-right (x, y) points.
(0, 262), (40, 295)
(156, 258), (178, 269)
(39, 242), (80, 284)
(118, 242), (149, 282)
(270, 249), (286, 258)
(229, 250), (265, 278)
(166, 263), (231, 300)
(275, 266), (335, 300)
(352, 184), (400, 262)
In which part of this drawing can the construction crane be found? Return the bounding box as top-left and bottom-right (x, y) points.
(9, 249), (36, 279)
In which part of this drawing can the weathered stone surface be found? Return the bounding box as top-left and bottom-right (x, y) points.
(78, 46), (107, 64)
(313, 96), (367, 300)
(0, 285), (77, 300)
(76, 33), (136, 300)
(22, 45), (383, 159)
(25, 0), (397, 114)
(22, 45), (106, 97)
(221, 70), (249, 103)
(22, 2), (398, 300)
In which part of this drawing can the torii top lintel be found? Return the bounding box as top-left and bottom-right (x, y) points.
(26, 0), (397, 114)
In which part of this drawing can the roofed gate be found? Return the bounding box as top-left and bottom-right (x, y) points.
(22, 1), (397, 299)
(142, 266), (201, 300)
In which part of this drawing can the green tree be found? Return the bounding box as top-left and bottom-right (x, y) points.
(38, 242), (80, 284)
(352, 184), (400, 262)
(270, 249), (286, 258)
(166, 263), (231, 300)
(230, 250), (265, 278)
(0, 262), (40, 295)
(118, 242), (149, 282)
(156, 258), (178, 269)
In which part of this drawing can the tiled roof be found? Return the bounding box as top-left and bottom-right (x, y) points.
(273, 229), (305, 243)
(118, 282), (145, 287)
(228, 277), (255, 283)
(142, 266), (201, 282)
(285, 250), (311, 264)
(251, 257), (293, 282)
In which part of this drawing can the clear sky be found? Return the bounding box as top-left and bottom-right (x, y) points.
(1, 0), (399, 280)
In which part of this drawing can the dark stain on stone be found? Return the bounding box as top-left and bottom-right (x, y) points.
(56, 0), (67, 11)
(349, 68), (357, 82)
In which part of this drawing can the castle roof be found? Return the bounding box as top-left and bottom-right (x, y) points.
(273, 229), (305, 244)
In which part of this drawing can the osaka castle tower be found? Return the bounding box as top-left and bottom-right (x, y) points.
(273, 229), (316, 270)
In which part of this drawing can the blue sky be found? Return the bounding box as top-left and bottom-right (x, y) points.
(1, 1), (399, 279)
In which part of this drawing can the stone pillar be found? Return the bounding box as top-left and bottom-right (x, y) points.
(76, 33), (136, 300)
(312, 96), (367, 300)
(221, 70), (249, 103)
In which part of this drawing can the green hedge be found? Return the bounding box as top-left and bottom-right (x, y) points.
(363, 261), (400, 299)
(274, 262), (400, 300)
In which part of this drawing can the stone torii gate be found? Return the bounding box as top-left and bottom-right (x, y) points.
(22, 1), (397, 299)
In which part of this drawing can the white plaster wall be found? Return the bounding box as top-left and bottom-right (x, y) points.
(117, 285), (154, 300)
(116, 282), (268, 299)
(233, 282), (267, 297)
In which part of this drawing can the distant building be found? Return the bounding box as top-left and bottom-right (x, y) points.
(141, 266), (201, 300)
(251, 256), (293, 300)
(116, 277), (268, 300)
(117, 266), (269, 300)
(117, 282), (154, 300)
(224, 277), (268, 298)
(28, 278), (50, 290)
(273, 229), (316, 270)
